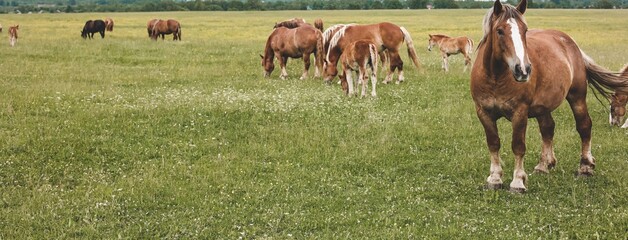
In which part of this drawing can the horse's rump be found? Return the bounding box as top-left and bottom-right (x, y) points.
(104, 17), (114, 32)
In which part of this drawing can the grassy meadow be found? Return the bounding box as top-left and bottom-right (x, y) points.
(0, 9), (627, 238)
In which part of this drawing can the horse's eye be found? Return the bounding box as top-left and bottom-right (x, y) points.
(497, 29), (504, 36)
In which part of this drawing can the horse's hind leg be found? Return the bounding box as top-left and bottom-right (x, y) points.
(100, 31), (105, 38)
(279, 56), (289, 80)
(463, 52), (472, 72)
(534, 113), (557, 173)
(566, 94), (595, 176)
(388, 51), (404, 84)
(441, 53), (449, 72)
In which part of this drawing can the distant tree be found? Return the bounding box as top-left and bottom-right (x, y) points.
(383, 0), (404, 9)
(593, 0), (614, 8)
(407, 0), (426, 9)
(245, 0), (262, 10)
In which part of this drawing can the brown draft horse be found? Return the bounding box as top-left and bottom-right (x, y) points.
(610, 65), (628, 128)
(428, 34), (474, 72)
(323, 24), (389, 79)
(151, 19), (181, 41)
(338, 40), (379, 97)
(261, 24), (324, 80)
(471, 0), (628, 192)
(324, 22), (421, 85)
(8, 25), (18, 47)
(147, 19), (158, 37)
(104, 17), (114, 32)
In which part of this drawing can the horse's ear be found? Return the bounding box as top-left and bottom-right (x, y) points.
(260, 54), (264, 59)
(493, 0), (503, 17)
(428, 34), (432, 38)
(517, 0), (527, 15)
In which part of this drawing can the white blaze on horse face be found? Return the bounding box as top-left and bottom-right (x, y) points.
(507, 18), (526, 73)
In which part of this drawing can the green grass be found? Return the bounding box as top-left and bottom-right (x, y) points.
(1, 9), (627, 239)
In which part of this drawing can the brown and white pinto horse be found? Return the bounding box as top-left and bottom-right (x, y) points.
(325, 22), (421, 85)
(428, 34), (474, 72)
(471, 0), (628, 192)
(8, 25), (18, 47)
(104, 17), (114, 32)
(610, 65), (628, 128)
(261, 24), (324, 80)
(338, 40), (379, 97)
(151, 19), (181, 41)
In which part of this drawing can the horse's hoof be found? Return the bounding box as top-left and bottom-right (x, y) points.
(533, 164), (550, 174)
(484, 183), (503, 190)
(576, 170), (594, 177)
(509, 187), (527, 194)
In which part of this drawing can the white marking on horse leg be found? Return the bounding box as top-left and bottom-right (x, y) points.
(444, 57), (449, 72)
(534, 141), (555, 173)
(360, 70), (367, 98)
(507, 18), (527, 74)
(578, 140), (595, 175)
(370, 71), (377, 97)
(609, 112), (613, 126)
(621, 118), (628, 128)
(281, 66), (288, 80)
(486, 151), (503, 188)
(314, 65), (320, 78)
(510, 155), (528, 192)
(346, 70), (355, 96)
(396, 70), (404, 84)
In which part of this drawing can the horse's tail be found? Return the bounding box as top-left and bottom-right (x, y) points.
(314, 18), (324, 32)
(620, 64), (628, 77)
(581, 50), (628, 97)
(466, 38), (474, 55)
(400, 26), (421, 69)
(368, 43), (378, 76)
(177, 22), (182, 41)
(315, 30), (324, 75)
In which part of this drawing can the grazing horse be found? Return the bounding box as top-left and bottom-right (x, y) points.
(81, 20), (106, 39)
(274, 18), (324, 33)
(338, 40), (379, 97)
(428, 34), (474, 72)
(0, 23), (3, 33)
(261, 24), (324, 80)
(610, 65), (628, 128)
(471, 0), (628, 192)
(151, 19), (181, 41)
(324, 22), (421, 85)
(104, 17), (114, 32)
(8, 25), (18, 47)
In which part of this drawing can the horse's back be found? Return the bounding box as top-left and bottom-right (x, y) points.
(528, 29), (587, 87)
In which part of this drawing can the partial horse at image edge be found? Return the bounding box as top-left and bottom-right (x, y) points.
(609, 64), (628, 128)
(470, 0), (628, 193)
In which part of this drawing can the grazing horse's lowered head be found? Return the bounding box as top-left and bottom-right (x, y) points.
(610, 64), (628, 128)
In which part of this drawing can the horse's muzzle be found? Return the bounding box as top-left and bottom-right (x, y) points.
(513, 63), (532, 82)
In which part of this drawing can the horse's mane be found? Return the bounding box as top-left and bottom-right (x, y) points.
(478, 4), (527, 49)
(274, 18), (305, 29)
(323, 24), (350, 45)
(326, 25), (351, 63)
(621, 64), (628, 77)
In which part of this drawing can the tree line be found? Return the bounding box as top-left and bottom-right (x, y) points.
(1, 0), (626, 13)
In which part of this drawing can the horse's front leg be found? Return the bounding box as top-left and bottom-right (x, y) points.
(345, 69), (356, 96)
(300, 54), (311, 80)
(369, 67), (377, 97)
(359, 67), (368, 98)
(463, 52), (472, 72)
(388, 51), (404, 84)
(510, 108), (529, 193)
(476, 107), (503, 189)
(280, 56), (289, 80)
(534, 113), (557, 173)
(622, 118), (628, 128)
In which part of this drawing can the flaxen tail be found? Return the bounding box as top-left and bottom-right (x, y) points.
(315, 30), (324, 76)
(466, 38), (474, 55)
(314, 18), (324, 32)
(369, 43), (379, 76)
(582, 51), (628, 97)
(400, 26), (421, 70)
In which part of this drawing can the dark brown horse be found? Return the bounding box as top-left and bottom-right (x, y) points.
(261, 24), (324, 80)
(324, 22), (421, 85)
(428, 34), (474, 72)
(610, 65), (628, 128)
(471, 0), (628, 192)
(104, 17), (114, 32)
(338, 40), (379, 97)
(8, 24), (17, 47)
(81, 20), (106, 39)
(151, 19), (181, 41)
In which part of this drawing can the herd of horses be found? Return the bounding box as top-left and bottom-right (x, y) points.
(1, 0), (626, 192)
(262, 0), (628, 192)
(78, 17), (181, 41)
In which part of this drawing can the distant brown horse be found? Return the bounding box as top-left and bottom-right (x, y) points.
(151, 19), (181, 41)
(610, 65), (628, 128)
(261, 24), (324, 80)
(274, 18), (324, 33)
(471, 0), (628, 192)
(8, 25), (18, 47)
(338, 40), (379, 97)
(81, 20), (106, 39)
(325, 22), (421, 85)
(104, 17), (114, 32)
(428, 34), (474, 72)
